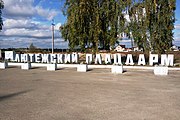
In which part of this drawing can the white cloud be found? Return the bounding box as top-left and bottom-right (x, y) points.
(4, 19), (37, 29)
(3, 0), (58, 20)
(35, 6), (58, 21)
(2, 19), (62, 37)
(2, 25), (53, 40)
(0, 18), (66, 48)
(3, 0), (35, 18)
(175, 24), (180, 30)
(1, 18), (51, 38)
(0, 0), (64, 48)
(0, 38), (68, 49)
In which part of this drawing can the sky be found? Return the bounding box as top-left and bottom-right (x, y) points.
(0, 0), (180, 49)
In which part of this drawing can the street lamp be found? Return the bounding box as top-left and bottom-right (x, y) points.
(51, 19), (55, 54)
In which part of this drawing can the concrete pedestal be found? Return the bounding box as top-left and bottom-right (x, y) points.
(21, 63), (31, 70)
(77, 64), (88, 72)
(154, 65), (168, 75)
(111, 65), (123, 74)
(47, 63), (57, 71)
(0, 62), (8, 69)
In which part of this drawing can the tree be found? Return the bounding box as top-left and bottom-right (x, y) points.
(128, 1), (150, 51)
(61, 0), (130, 52)
(0, 0), (4, 31)
(61, 0), (176, 53)
(128, 0), (176, 53)
(29, 43), (37, 52)
(145, 0), (176, 53)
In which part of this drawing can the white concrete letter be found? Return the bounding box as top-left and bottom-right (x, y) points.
(95, 54), (102, 64)
(149, 54), (158, 66)
(86, 54), (93, 64)
(14, 54), (21, 62)
(50, 54), (57, 63)
(161, 54), (174, 66)
(71, 53), (78, 63)
(5, 51), (15, 61)
(138, 54), (146, 65)
(35, 54), (41, 63)
(64, 54), (71, 63)
(41, 54), (49, 63)
(105, 54), (111, 64)
(57, 54), (63, 63)
(29, 54), (35, 62)
(113, 54), (122, 65)
(125, 54), (134, 65)
(21, 54), (29, 62)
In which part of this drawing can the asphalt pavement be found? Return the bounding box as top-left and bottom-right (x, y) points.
(0, 67), (180, 120)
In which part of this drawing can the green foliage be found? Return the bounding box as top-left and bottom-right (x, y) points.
(29, 43), (38, 53)
(128, 0), (176, 53)
(61, 0), (129, 53)
(0, 0), (4, 31)
(61, 0), (176, 54)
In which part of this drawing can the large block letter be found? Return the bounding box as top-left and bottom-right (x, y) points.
(5, 51), (15, 61)
(86, 54), (93, 64)
(41, 54), (50, 63)
(125, 54), (134, 65)
(29, 54), (35, 62)
(50, 54), (57, 63)
(95, 54), (102, 64)
(149, 54), (158, 66)
(71, 53), (78, 63)
(113, 54), (122, 65)
(161, 54), (174, 66)
(138, 54), (146, 65)
(14, 54), (21, 62)
(57, 54), (63, 63)
(21, 54), (29, 62)
(105, 54), (111, 64)
(64, 54), (71, 63)
(35, 54), (41, 63)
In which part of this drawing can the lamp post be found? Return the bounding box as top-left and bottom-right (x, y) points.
(51, 19), (55, 54)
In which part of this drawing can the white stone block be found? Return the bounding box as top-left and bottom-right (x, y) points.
(77, 64), (88, 72)
(21, 63), (31, 70)
(154, 65), (168, 75)
(47, 63), (57, 71)
(0, 62), (8, 69)
(111, 65), (123, 74)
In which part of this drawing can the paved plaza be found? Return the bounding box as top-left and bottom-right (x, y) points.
(0, 67), (180, 120)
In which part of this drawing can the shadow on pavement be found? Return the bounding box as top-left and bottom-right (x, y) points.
(0, 89), (33, 102)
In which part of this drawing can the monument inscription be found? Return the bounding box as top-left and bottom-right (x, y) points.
(4, 51), (174, 66)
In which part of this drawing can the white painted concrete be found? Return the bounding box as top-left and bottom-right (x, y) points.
(77, 64), (88, 72)
(21, 63), (31, 70)
(111, 65), (123, 74)
(8, 62), (23, 66)
(6, 62), (180, 71)
(154, 66), (168, 75)
(0, 62), (8, 69)
(47, 64), (57, 71)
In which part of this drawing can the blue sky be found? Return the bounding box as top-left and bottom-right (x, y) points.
(174, 0), (180, 46)
(0, 0), (180, 49)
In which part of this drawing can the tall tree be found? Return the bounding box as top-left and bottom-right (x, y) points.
(128, 0), (176, 53)
(61, 0), (129, 52)
(0, 0), (4, 31)
(145, 0), (176, 53)
(61, 0), (176, 53)
(128, 1), (149, 51)
(61, 0), (93, 51)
